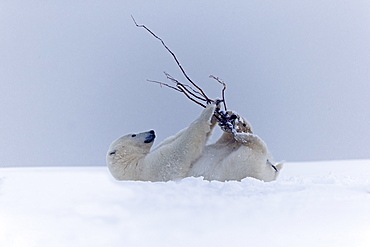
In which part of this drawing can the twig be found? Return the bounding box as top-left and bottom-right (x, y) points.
(146, 79), (181, 92)
(164, 72), (211, 104)
(147, 79), (207, 108)
(131, 15), (212, 104)
(133, 17), (239, 133)
(209, 75), (227, 111)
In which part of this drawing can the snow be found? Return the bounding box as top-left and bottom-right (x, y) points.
(1, 160), (370, 247)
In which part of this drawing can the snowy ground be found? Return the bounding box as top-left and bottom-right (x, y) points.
(1, 160), (370, 247)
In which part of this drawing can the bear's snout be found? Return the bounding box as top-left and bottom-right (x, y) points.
(144, 130), (156, 143)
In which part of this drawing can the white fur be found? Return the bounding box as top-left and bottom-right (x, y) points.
(106, 104), (216, 182)
(188, 132), (283, 182)
(107, 104), (283, 182)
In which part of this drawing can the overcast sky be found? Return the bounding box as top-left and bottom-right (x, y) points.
(1, 1), (369, 167)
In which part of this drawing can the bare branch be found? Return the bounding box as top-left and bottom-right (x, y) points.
(131, 15), (212, 104)
(164, 72), (211, 104)
(177, 86), (207, 108)
(147, 79), (182, 92)
(209, 75), (227, 111)
(134, 17), (241, 135)
(147, 78), (207, 108)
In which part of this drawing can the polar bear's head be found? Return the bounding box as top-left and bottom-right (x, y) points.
(107, 130), (156, 157)
(106, 130), (155, 180)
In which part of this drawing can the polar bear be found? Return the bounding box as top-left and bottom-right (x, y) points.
(188, 112), (283, 182)
(106, 104), (217, 182)
(107, 104), (283, 182)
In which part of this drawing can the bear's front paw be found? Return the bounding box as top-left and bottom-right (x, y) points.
(202, 104), (217, 119)
(216, 110), (238, 132)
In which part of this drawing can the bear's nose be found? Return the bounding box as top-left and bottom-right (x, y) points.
(144, 130), (156, 143)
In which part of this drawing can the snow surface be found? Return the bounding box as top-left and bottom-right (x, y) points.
(1, 160), (370, 247)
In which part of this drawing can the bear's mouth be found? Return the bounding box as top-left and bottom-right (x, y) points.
(144, 130), (156, 143)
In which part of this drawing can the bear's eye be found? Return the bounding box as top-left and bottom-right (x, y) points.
(109, 150), (116, 155)
(131, 134), (137, 137)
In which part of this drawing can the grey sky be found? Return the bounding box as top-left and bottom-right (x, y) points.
(1, 1), (369, 167)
